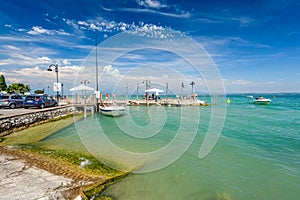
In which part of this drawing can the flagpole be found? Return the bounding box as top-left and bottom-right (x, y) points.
(95, 34), (99, 113)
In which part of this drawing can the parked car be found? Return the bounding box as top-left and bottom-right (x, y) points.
(0, 95), (24, 109)
(24, 95), (58, 109)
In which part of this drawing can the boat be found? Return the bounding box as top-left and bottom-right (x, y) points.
(99, 105), (126, 117)
(253, 97), (271, 105)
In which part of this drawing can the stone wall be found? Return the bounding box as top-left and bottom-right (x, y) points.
(0, 106), (77, 137)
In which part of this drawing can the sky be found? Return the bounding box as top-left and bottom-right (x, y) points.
(0, 0), (299, 95)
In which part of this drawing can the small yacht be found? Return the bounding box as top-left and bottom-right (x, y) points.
(99, 104), (126, 117)
(253, 97), (271, 105)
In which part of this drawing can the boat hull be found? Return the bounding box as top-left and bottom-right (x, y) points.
(99, 106), (126, 117)
(253, 99), (271, 105)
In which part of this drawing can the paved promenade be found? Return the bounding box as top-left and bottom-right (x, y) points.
(0, 153), (73, 200)
(0, 107), (46, 119)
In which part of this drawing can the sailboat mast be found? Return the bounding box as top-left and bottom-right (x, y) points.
(96, 34), (99, 92)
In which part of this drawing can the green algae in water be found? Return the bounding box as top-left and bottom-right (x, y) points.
(17, 143), (121, 177)
(84, 172), (129, 199)
(0, 114), (82, 146)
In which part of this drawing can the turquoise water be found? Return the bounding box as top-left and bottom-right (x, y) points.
(42, 94), (300, 200)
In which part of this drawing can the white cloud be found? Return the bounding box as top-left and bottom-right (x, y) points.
(235, 17), (253, 25)
(228, 79), (279, 86)
(136, 0), (168, 9)
(0, 58), (15, 66)
(0, 53), (54, 66)
(231, 79), (253, 85)
(37, 56), (52, 63)
(109, 7), (190, 18)
(2, 65), (84, 91)
(4, 24), (12, 28)
(2, 45), (21, 50)
(63, 18), (79, 29)
(62, 59), (71, 65)
(103, 65), (120, 77)
(78, 21), (89, 26)
(129, 23), (176, 39)
(27, 26), (71, 36)
(27, 26), (50, 35)
(65, 18), (176, 39)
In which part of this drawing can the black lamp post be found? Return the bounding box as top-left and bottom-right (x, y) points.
(61, 83), (64, 99)
(47, 64), (59, 102)
(190, 81), (195, 94)
(81, 80), (90, 118)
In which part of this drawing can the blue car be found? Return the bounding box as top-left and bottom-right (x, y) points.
(24, 95), (58, 109)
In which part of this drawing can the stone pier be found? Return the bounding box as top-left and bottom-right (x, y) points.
(0, 106), (77, 137)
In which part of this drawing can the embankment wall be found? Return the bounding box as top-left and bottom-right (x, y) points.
(0, 106), (77, 137)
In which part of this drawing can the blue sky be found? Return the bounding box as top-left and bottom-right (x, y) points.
(0, 0), (299, 94)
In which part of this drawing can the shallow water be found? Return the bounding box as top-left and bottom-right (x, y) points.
(42, 94), (300, 199)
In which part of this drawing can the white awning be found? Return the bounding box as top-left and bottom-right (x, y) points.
(145, 88), (164, 95)
(70, 84), (94, 91)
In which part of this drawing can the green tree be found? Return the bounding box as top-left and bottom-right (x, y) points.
(7, 83), (31, 94)
(0, 75), (7, 91)
(34, 89), (44, 94)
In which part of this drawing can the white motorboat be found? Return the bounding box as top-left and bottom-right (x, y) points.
(253, 97), (271, 105)
(99, 105), (126, 117)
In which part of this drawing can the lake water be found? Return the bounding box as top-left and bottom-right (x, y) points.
(41, 93), (300, 200)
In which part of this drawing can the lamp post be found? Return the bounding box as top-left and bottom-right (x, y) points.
(61, 83), (64, 99)
(190, 81), (196, 104)
(190, 81), (195, 95)
(81, 80), (90, 118)
(47, 64), (59, 102)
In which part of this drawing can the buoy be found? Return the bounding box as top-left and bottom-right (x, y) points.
(226, 98), (230, 104)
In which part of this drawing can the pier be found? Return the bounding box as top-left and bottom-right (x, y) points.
(102, 98), (208, 107)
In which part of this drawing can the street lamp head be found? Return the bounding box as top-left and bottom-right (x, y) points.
(48, 64), (58, 72)
(47, 63), (59, 102)
(81, 80), (90, 85)
(190, 81), (195, 85)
